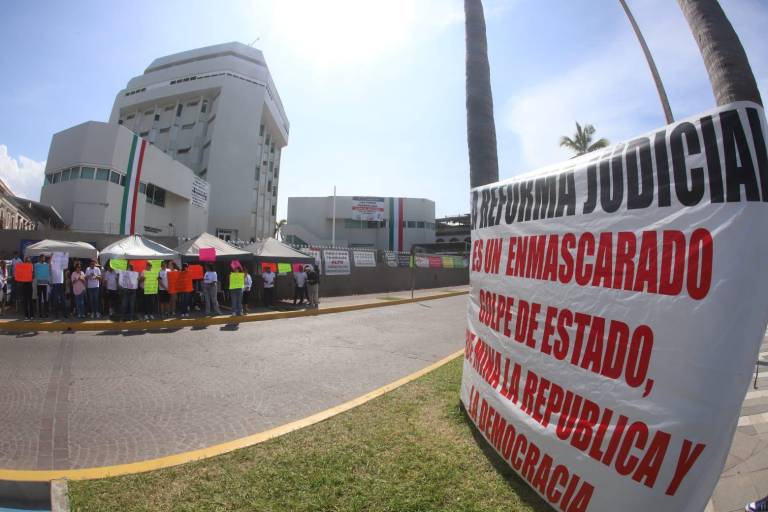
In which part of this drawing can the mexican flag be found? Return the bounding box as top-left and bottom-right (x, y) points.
(119, 135), (148, 235)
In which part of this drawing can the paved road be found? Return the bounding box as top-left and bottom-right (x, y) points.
(0, 295), (467, 471)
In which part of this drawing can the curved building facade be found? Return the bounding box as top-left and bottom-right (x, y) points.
(109, 42), (289, 241)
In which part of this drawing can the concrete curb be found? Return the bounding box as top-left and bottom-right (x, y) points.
(50, 479), (68, 512)
(0, 290), (467, 333)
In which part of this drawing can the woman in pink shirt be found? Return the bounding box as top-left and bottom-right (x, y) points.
(70, 263), (87, 319)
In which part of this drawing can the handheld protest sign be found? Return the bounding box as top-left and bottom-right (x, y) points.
(110, 259), (128, 271)
(461, 102), (768, 512)
(199, 248), (216, 262)
(143, 271), (159, 294)
(131, 260), (148, 273)
(166, 271), (181, 294)
(15, 263), (33, 282)
(181, 271), (193, 292)
(277, 263), (292, 274)
(261, 262), (277, 273)
(229, 272), (244, 290)
(188, 264), (204, 280)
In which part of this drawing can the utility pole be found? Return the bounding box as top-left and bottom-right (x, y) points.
(619, 0), (675, 124)
(331, 186), (336, 247)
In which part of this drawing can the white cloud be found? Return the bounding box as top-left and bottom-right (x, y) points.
(0, 145), (46, 201)
(501, 0), (766, 174)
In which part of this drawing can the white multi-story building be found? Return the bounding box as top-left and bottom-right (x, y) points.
(40, 121), (209, 238)
(109, 42), (289, 241)
(284, 196), (436, 251)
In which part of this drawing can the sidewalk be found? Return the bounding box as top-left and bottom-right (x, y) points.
(0, 286), (469, 332)
(708, 332), (768, 511)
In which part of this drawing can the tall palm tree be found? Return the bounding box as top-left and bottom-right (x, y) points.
(677, 0), (762, 106)
(465, 0), (499, 188)
(559, 123), (610, 156)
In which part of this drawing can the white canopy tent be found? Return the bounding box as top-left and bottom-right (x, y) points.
(24, 239), (98, 260)
(176, 232), (252, 261)
(98, 235), (177, 264)
(242, 238), (315, 265)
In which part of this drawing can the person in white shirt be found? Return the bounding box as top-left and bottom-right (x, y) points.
(119, 264), (139, 321)
(243, 270), (253, 313)
(292, 267), (308, 306)
(103, 263), (119, 316)
(158, 261), (170, 318)
(49, 253), (67, 319)
(261, 267), (275, 308)
(203, 264), (221, 315)
(84, 260), (102, 318)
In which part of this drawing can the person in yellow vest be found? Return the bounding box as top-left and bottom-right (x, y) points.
(229, 263), (245, 316)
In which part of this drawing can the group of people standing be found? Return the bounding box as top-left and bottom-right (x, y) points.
(0, 254), (321, 321)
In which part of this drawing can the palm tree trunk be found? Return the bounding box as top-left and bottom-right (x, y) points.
(619, 0), (674, 124)
(677, 0), (762, 106)
(465, 0), (499, 188)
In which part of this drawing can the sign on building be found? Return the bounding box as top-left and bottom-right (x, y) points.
(352, 196), (385, 221)
(323, 249), (351, 275)
(191, 177), (210, 208)
(461, 102), (768, 512)
(353, 250), (376, 267)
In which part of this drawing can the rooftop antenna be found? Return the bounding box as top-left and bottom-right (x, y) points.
(249, 37), (261, 47)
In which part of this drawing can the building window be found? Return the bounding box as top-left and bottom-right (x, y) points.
(407, 221), (416, 228)
(139, 131), (149, 137)
(120, 175), (127, 186)
(259, 124), (264, 136)
(153, 187), (165, 207)
(344, 219), (362, 229)
(267, 180), (272, 192)
(96, 168), (110, 181)
(201, 100), (208, 113)
(126, 114), (135, 120)
(45, 174), (53, 184)
(176, 104), (183, 117)
(270, 142), (275, 154)
(118, 120), (123, 125)
(271, 205), (276, 216)
(60, 169), (70, 181)
(51, 172), (61, 184)
(367, 221), (379, 228)
(110, 171), (121, 184)
(154, 114), (160, 121)
(255, 168), (260, 180)
(159, 127), (170, 133)
(164, 105), (175, 111)
(187, 101), (199, 107)
(274, 167), (279, 178)
(417, 221), (425, 229)
(181, 123), (195, 130)
(141, 183), (148, 194)
(80, 167), (95, 179)
(177, 147), (190, 154)
(272, 187), (277, 197)
(144, 110), (153, 116)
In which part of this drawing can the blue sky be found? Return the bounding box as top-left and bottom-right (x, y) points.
(1, 0), (766, 220)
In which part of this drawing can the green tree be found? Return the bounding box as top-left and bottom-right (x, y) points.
(559, 122), (610, 156)
(465, 0), (499, 188)
(274, 219), (287, 240)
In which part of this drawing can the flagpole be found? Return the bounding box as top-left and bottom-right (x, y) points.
(331, 185), (336, 247)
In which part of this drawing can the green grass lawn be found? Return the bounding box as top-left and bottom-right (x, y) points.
(69, 357), (551, 512)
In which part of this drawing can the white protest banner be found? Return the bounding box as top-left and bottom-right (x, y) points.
(323, 249), (351, 275)
(461, 102), (768, 512)
(353, 250), (376, 267)
(352, 196), (385, 221)
(415, 255), (430, 268)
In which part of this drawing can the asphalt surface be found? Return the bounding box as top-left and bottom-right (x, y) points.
(0, 295), (467, 471)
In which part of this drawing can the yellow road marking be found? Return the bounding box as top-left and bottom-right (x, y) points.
(0, 291), (467, 332)
(0, 349), (465, 481)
